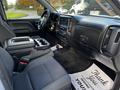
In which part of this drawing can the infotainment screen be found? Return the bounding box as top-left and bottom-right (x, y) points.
(59, 16), (69, 26)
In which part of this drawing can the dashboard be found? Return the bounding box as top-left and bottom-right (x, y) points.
(53, 13), (120, 71)
(55, 14), (120, 57)
(72, 16), (120, 57)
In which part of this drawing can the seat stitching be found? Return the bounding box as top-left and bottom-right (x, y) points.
(39, 74), (70, 90)
(26, 72), (34, 90)
(26, 64), (49, 90)
(44, 63), (54, 81)
(24, 57), (49, 72)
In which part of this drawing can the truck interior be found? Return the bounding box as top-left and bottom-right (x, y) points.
(0, 0), (120, 90)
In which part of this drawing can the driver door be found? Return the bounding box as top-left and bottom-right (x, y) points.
(1, 0), (44, 36)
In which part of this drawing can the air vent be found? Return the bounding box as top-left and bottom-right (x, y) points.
(102, 27), (120, 56)
(115, 32), (120, 43)
(102, 27), (113, 50)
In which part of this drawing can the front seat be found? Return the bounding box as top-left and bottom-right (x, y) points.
(0, 47), (71, 90)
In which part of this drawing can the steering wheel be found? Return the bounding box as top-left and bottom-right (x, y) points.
(39, 9), (50, 30)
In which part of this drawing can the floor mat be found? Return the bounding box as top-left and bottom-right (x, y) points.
(54, 48), (93, 73)
(69, 64), (114, 90)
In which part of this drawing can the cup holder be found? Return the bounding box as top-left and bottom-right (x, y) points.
(39, 39), (47, 45)
(34, 38), (50, 50)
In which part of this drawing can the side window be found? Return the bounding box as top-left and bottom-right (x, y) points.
(2, 0), (44, 19)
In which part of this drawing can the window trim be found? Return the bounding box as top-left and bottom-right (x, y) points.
(0, 0), (7, 20)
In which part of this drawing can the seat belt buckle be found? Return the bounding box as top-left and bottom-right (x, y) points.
(17, 59), (29, 72)
(19, 60), (29, 65)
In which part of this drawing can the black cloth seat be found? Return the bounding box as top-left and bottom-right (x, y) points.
(0, 47), (71, 90)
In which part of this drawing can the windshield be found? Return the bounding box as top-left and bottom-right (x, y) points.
(47, 0), (118, 17)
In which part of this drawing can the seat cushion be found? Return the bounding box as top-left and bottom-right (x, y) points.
(13, 55), (71, 90)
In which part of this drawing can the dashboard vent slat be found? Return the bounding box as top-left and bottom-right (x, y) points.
(102, 28), (113, 50)
(102, 27), (120, 56)
(115, 32), (120, 43)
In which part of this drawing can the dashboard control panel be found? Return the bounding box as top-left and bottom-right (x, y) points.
(56, 15), (73, 43)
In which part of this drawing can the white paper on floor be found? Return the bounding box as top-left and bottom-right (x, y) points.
(50, 44), (63, 51)
(69, 64), (114, 90)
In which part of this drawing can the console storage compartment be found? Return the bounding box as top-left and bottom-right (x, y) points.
(4, 36), (35, 56)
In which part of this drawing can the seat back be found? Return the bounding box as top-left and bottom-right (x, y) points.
(0, 16), (15, 44)
(0, 47), (14, 90)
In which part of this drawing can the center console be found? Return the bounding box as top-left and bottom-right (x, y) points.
(4, 36), (50, 57)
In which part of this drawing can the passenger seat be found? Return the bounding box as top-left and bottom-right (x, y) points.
(0, 47), (71, 90)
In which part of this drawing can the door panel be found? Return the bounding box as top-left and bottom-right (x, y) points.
(7, 19), (39, 34)
(1, 0), (45, 35)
